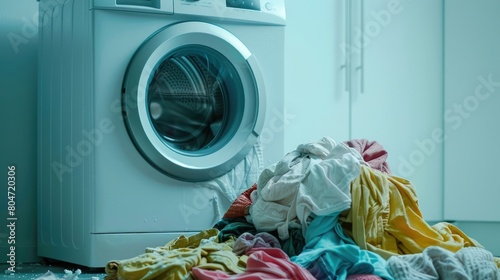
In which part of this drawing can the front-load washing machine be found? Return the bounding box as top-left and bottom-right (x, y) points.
(37, 0), (285, 267)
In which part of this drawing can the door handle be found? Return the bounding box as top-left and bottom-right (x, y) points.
(357, 0), (364, 94)
(344, 0), (351, 93)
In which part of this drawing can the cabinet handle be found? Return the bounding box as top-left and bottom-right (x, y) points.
(357, 0), (364, 93)
(345, 0), (351, 93)
(340, 0), (349, 92)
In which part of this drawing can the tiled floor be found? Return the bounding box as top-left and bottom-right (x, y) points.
(0, 261), (106, 280)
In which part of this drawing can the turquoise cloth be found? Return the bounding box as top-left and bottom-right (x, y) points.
(292, 214), (394, 280)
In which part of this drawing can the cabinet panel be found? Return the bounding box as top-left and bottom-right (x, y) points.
(444, 0), (500, 221)
(284, 1), (350, 151)
(347, 0), (444, 221)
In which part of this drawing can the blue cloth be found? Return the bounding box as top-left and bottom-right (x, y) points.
(292, 214), (394, 280)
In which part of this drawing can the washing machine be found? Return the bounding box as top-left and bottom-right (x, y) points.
(37, 0), (285, 267)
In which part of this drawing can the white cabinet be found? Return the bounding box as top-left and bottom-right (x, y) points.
(444, 0), (500, 222)
(337, 0), (444, 221)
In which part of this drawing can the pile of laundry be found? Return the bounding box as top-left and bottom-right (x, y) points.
(104, 137), (500, 280)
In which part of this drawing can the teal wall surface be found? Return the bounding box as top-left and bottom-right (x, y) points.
(0, 0), (40, 263)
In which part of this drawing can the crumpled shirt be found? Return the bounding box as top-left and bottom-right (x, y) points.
(104, 229), (247, 280)
(249, 136), (363, 239)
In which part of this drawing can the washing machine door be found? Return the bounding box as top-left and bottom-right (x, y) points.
(122, 21), (265, 181)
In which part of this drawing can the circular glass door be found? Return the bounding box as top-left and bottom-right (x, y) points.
(122, 22), (265, 181)
(148, 46), (240, 153)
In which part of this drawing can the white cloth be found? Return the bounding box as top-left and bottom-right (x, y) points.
(249, 137), (362, 239)
(455, 247), (500, 280)
(201, 140), (263, 204)
(387, 246), (500, 280)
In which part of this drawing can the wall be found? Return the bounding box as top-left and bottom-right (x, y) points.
(0, 0), (40, 263)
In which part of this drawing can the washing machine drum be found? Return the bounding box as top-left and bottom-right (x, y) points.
(122, 22), (266, 182)
(148, 55), (225, 151)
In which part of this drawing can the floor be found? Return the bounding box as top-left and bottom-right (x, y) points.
(0, 261), (107, 280)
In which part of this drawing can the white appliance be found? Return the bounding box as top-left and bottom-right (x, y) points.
(37, 0), (285, 267)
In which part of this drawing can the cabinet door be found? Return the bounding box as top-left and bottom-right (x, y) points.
(349, 0), (444, 221)
(444, 0), (500, 221)
(284, 1), (351, 151)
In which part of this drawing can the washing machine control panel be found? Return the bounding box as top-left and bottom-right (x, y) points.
(226, 0), (260, 11)
(175, 0), (285, 25)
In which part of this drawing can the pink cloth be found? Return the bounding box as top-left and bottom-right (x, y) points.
(191, 248), (316, 280)
(344, 139), (392, 174)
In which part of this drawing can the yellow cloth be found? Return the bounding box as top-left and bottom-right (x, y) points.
(340, 165), (486, 260)
(152, 228), (220, 251)
(104, 229), (247, 280)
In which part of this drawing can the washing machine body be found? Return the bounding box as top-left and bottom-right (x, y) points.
(37, 0), (285, 267)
